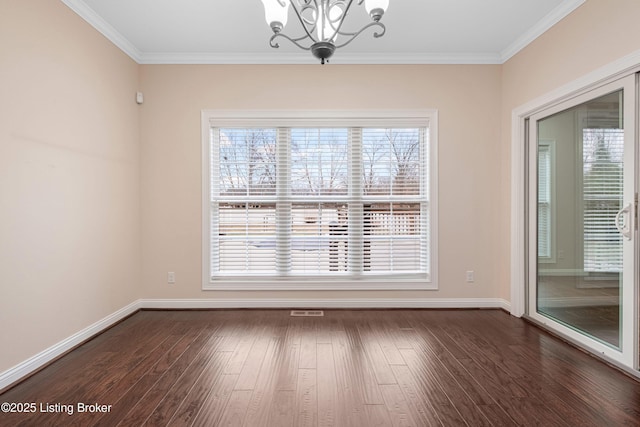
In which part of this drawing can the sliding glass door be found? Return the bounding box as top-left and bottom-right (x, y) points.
(528, 75), (637, 368)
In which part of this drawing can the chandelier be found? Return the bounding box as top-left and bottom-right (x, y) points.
(260, 0), (389, 64)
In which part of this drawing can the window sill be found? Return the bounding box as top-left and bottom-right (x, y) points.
(203, 277), (437, 291)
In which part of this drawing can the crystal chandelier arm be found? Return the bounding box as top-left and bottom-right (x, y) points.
(333, 21), (385, 49)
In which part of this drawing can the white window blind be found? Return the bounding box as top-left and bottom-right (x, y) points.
(583, 128), (624, 273)
(204, 114), (435, 288)
(361, 128), (428, 274)
(537, 143), (552, 259)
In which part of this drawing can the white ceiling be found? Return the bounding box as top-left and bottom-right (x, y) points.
(60, 0), (585, 64)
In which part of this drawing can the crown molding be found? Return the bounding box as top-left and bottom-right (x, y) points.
(61, 0), (583, 66)
(138, 51), (503, 65)
(60, 0), (143, 62)
(500, 0), (585, 62)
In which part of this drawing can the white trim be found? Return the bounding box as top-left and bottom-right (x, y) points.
(0, 297), (509, 391)
(510, 107), (527, 317)
(499, 0), (586, 63)
(0, 300), (140, 392)
(429, 111), (440, 293)
(202, 109), (438, 127)
(138, 52), (503, 65)
(195, 280), (437, 291)
(511, 48), (640, 318)
(140, 298), (510, 310)
(59, 0), (142, 62)
(201, 111), (211, 296)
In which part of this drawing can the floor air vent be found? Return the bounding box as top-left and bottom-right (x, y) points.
(290, 310), (324, 317)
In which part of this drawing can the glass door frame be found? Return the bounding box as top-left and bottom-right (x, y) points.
(526, 74), (637, 368)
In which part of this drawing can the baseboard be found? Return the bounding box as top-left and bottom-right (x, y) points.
(0, 297), (510, 392)
(140, 298), (511, 311)
(0, 300), (142, 392)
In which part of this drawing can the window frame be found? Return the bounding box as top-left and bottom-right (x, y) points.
(201, 110), (438, 290)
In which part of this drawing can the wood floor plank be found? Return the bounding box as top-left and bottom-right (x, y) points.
(316, 343), (338, 427)
(91, 328), (206, 427)
(274, 318), (302, 391)
(332, 327), (384, 406)
(267, 390), (295, 427)
(114, 331), (215, 427)
(141, 337), (225, 426)
(241, 337), (283, 427)
(68, 331), (187, 427)
(400, 348), (492, 427)
(390, 364), (443, 427)
(330, 329), (370, 426)
(379, 384), (419, 427)
(2, 309), (640, 427)
(375, 316), (410, 365)
(356, 319), (401, 384)
(233, 336), (272, 391)
(441, 314), (610, 426)
(476, 403), (520, 426)
(295, 368), (317, 427)
(299, 320), (318, 370)
(191, 374), (238, 427)
(216, 390), (253, 427)
(224, 334), (257, 375)
(364, 404), (394, 427)
(165, 350), (233, 426)
(405, 327), (495, 407)
(381, 313), (416, 350)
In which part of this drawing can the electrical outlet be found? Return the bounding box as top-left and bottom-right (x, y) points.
(167, 272), (176, 284)
(466, 270), (475, 283)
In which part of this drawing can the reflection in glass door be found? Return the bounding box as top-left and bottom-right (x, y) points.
(528, 75), (636, 367)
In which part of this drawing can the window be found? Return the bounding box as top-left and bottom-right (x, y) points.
(202, 111), (438, 290)
(537, 140), (554, 262)
(582, 128), (623, 273)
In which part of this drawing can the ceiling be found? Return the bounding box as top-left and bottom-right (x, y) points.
(60, 0), (585, 65)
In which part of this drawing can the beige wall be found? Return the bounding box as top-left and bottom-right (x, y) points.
(0, 1), (141, 372)
(500, 0), (640, 300)
(139, 64), (503, 300)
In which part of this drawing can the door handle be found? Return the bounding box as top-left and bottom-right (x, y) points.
(615, 202), (633, 240)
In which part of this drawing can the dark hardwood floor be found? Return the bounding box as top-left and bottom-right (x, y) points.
(1, 309), (640, 426)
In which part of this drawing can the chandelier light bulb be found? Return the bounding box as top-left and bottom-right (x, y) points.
(364, 0), (388, 21)
(261, 0), (290, 33)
